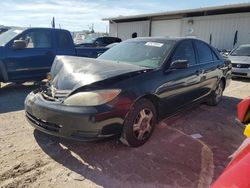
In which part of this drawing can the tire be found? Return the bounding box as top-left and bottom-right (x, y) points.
(207, 80), (224, 106)
(120, 98), (157, 147)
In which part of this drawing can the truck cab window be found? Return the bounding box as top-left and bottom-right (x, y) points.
(57, 31), (71, 49)
(17, 30), (52, 48)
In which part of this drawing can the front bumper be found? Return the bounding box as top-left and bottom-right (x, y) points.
(25, 92), (126, 141)
(232, 67), (250, 78)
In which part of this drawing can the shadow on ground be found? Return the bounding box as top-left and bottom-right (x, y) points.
(34, 126), (203, 188)
(0, 83), (38, 113)
(33, 95), (245, 187)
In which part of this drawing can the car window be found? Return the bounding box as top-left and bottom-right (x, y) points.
(57, 31), (71, 49)
(230, 45), (250, 56)
(115, 38), (122, 42)
(0, 28), (25, 46)
(102, 37), (109, 44)
(98, 40), (175, 68)
(212, 51), (219, 60)
(195, 41), (213, 63)
(95, 38), (105, 45)
(172, 40), (196, 65)
(17, 30), (52, 48)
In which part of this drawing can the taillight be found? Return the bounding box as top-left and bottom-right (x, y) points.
(237, 97), (250, 123)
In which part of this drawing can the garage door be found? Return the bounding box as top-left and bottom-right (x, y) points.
(151, 19), (181, 37)
(117, 21), (150, 40)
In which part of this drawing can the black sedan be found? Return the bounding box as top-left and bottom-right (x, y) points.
(25, 37), (231, 147)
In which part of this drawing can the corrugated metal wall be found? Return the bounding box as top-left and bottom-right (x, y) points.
(109, 13), (250, 50)
(109, 22), (117, 38)
(110, 21), (150, 41)
(151, 19), (181, 37)
(181, 13), (250, 50)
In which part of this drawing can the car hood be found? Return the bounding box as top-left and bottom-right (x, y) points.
(50, 56), (149, 90)
(228, 56), (250, 64)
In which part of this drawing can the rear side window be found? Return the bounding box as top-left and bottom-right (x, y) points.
(57, 31), (72, 49)
(195, 41), (213, 63)
(103, 37), (114, 45)
(113, 37), (122, 43)
(96, 38), (105, 46)
(172, 40), (196, 65)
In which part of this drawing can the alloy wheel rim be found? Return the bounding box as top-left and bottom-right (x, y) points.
(133, 108), (153, 141)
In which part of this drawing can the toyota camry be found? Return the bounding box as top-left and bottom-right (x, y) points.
(25, 37), (231, 147)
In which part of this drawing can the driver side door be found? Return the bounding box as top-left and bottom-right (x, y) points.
(4, 29), (55, 82)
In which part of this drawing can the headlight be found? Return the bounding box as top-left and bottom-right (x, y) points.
(64, 89), (121, 106)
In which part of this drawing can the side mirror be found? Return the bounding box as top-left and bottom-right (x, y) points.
(97, 53), (103, 57)
(12, 40), (27, 50)
(170, 59), (188, 69)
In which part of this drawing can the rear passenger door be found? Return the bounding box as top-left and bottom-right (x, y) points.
(193, 40), (220, 98)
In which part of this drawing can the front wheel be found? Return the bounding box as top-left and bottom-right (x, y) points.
(207, 80), (224, 106)
(120, 99), (157, 147)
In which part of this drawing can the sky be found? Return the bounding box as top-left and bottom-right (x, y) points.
(0, 0), (249, 32)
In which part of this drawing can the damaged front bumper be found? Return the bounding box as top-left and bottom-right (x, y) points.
(25, 92), (124, 141)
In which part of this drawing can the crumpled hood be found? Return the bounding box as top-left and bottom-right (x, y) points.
(228, 55), (250, 64)
(50, 56), (149, 90)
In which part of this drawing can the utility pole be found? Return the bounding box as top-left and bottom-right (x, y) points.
(51, 17), (55, 28)
(91, 24), (94, 33)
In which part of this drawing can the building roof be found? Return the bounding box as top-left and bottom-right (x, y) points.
(103, 2), (250, 21)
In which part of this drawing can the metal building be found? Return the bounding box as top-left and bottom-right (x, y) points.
(103, 3), (250, 50)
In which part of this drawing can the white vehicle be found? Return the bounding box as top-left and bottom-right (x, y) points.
(228, 44), (250, 78)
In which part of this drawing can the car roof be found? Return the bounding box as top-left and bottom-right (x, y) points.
(23, 27), (69, 33)
(125, 36), (200, 42)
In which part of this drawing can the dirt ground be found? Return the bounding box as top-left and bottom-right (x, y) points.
(0, 79), (249, 188)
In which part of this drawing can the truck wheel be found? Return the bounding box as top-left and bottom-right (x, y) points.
(120, 98), (157, 147)
(207, 80), (224, 106)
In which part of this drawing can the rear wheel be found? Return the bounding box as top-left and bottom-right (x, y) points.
(207, 80), (224, 106)
(120, 99), (157, 147)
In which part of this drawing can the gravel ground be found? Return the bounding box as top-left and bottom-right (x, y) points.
(0, 79), (249, 188)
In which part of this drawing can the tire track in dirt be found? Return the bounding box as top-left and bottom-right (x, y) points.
(0, 159), (49, 188)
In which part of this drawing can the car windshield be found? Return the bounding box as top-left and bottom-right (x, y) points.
(230, 46), (250, 56)
(98, 40), (175, 68)
(0, 28), (24, 46)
